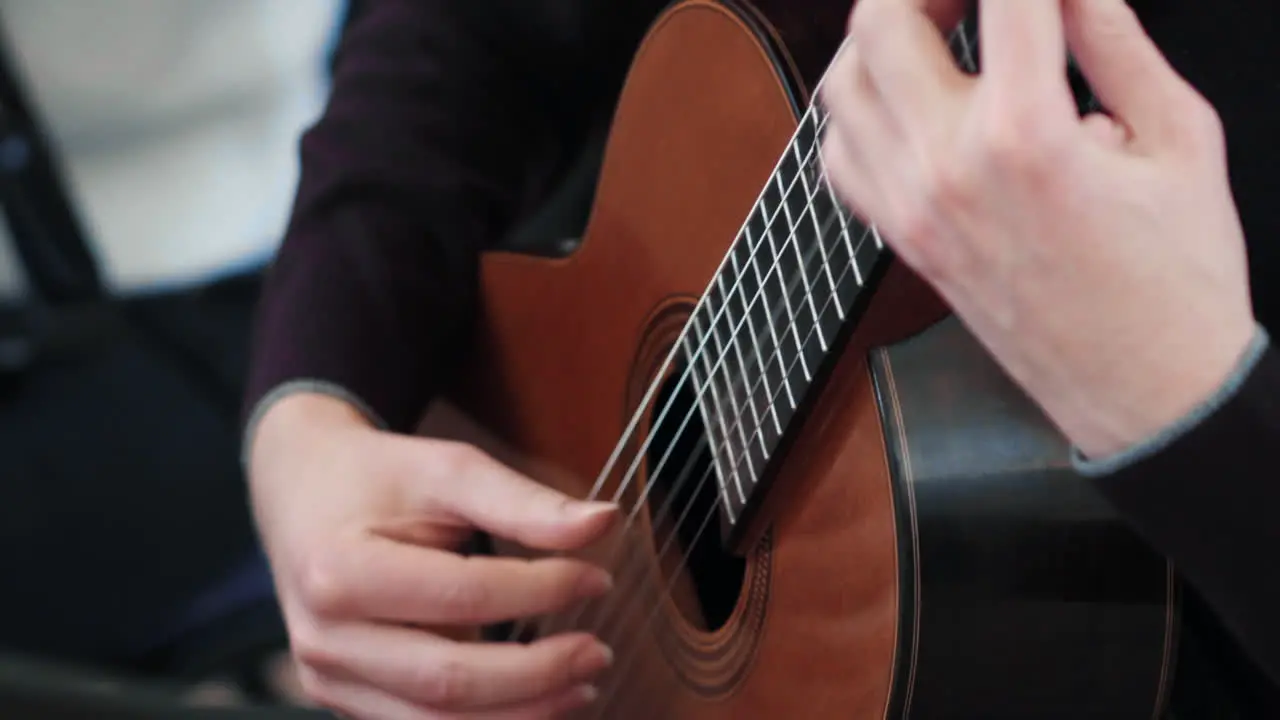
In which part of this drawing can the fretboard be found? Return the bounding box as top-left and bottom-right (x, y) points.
(679, 21), (979, 533)
(680, 99), (884, 528)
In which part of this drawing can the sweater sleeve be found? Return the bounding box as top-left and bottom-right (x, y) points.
(243, 0), (657, 437)
(1075, 325), (1280, 685)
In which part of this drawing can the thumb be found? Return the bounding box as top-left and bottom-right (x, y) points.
(1063, 0), (1193, 146)
(427, 444), (619, 551)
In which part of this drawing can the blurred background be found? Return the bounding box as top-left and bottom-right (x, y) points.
(0, 1), (353, 716)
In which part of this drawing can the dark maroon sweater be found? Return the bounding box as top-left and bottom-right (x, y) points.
(246, 0), (1280, 712)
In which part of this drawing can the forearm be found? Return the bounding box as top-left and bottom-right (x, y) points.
(244, 1), (565, 436)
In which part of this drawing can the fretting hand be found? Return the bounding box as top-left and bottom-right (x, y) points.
(821, 0), (1257, 459)
(249, 393), (617, 719)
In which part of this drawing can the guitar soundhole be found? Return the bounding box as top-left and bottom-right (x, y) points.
(645, 368), (746, 632)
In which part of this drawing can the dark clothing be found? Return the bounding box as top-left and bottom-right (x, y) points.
(1, 270), (281, 672)
(245, 0), (1280, 712)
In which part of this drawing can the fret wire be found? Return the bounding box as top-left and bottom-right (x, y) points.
(704, 299), (756, 502)
(773, 170), (828, 353)
(759, 204), (812, 381)
(791, 130), (843, 320)
(705, 303), (755, 494)
(790, 152), (847, 358)
(811, 173), (862, 293)
(811, 109), (864, 287)
(672, 97), (870, 490)
(737, 235), (794, 416)
(687, 120), (828, 424)
(689, 103), (840, 428)
(687, 313), (747, 507)
(729, 248), (783, 436)
(742, 224), (799, 409)
(715, 273), (769, 461)
(725, 170), (860, 481)
(679, 332), (737, 523)
(696, 102), (830, 350)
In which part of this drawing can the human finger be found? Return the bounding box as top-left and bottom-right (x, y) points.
(1080, 111), (1129, 149)
(821, 44), (923, 259)
(300, 624), (611, 712)
(848, 0), (969, 128)
(821, 42), (896, 210)
(819, 122), (877, 229)
(298, 535), (611, 626)
(1064, 0), (1209, 149)
(846, 0), (971, 33)
(418, 442), (618, 552)
(978, 0), (1068, 95)
(302, 666), (598, 720)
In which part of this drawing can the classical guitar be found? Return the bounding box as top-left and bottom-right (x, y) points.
(429, 1), (1179, 717)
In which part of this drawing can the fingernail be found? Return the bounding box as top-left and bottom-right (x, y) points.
(573, 642), (614, 678)
(564, 501), (617, 521)
(578, 568), (613, 596)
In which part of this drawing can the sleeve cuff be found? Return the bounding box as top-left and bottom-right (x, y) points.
(240, 379), (389, 469)
(1072, 323), (1271, 478)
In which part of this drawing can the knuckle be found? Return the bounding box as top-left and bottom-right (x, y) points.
(979, 106), (1066, 179)
(296, 551), (352, 618)
(919, 156), (975, 216)
(430, 439), (484, 478)
(418, 659), (473, 707)
(290, 623), (341, 673)
(1175, 93), (1225, 155)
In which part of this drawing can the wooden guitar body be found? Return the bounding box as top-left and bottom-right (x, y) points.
(440, 1), (1178, 717)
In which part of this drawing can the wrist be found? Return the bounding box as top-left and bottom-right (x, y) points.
(1070, 316), (1261, 460)
(248, 391), (377, 484)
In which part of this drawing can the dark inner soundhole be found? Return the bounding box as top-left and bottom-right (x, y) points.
(646, 368), (746, 632)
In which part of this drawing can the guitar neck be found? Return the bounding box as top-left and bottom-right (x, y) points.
(681, 99), (887, 531)
(678, 20), (981, 541)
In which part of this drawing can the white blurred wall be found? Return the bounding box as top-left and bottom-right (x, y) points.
(0, 0), (344, 297)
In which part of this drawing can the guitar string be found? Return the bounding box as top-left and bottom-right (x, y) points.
(550, 18), (977, 632)
(595, 27), (980, 712)
(536, 32), (862, 516)
(575, 17), (976, 527)
(593, 197), (879, 710)
(547, 131), (862, 639)
(501, 22), (976, 648)
(498, 97), (842, 643)
(504, 107), (855, 645)
(580, 177), (871, 644)
(586, 17), (976, 555)
(586, 29), (980, 711)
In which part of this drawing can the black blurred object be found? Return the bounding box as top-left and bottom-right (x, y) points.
(0, 8), (294, 717)
(0, 649), (333, 719)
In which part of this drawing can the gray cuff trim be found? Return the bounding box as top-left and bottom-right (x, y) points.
(241, 379), (389, 468)
(1073, 324), (1271, 478)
